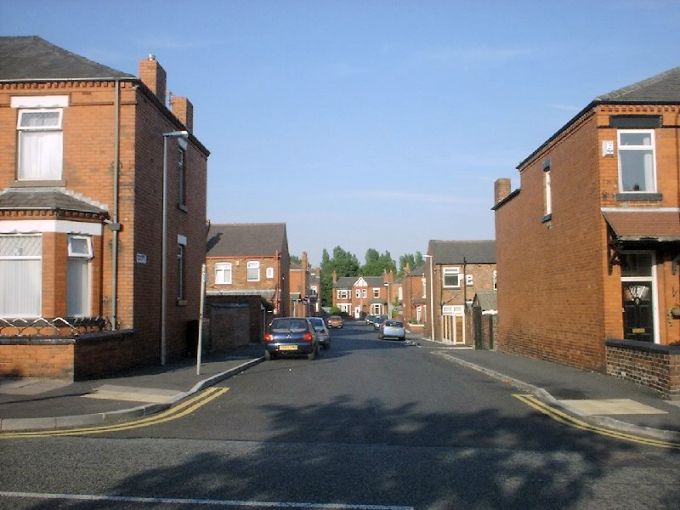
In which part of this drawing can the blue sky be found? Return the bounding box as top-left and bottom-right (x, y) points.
(3, 0), (680, 265)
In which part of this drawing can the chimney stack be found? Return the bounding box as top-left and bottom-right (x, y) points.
(494, 178), (512, 205)
(139, 55), (167, 104)
(171, 96), (194, 133)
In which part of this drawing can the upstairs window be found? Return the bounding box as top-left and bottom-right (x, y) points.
(177, 146), (186, 208)
(215, 262), (232, 284)
(443, 267), (461, 288)
(373, 288), (381, 298)
(17, 109), (64, 181)
(337, 289), (349, 300)
(618, 130), (656, 193)
(247, 261), (260, 281)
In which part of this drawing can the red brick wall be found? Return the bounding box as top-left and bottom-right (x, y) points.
(0, 343), (75, 379)
(606, 341), (680, 399)
(495, 111), (607, 370)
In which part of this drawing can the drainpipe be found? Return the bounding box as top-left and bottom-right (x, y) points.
(111, 79), (121, 330)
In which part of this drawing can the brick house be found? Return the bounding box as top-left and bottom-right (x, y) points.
(424, 240), (496, 345)
(206, 223), (290, 317)
(493, 66), (680, 397)
(332, 272), (395, 318)
(289, 251), (316, 317)
(402, 263), (428, 332)
(0, 37), (209, 379)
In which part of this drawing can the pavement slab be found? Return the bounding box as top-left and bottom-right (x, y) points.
(558, 398), (668, 416)
(83, 385), (181, 404)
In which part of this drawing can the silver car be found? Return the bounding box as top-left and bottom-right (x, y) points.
(308, 317), (331, 350)
(379, 320), (406, 341)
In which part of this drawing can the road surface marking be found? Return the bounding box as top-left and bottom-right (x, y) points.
(514, 393), (680, 449)
(0, 491), (415, 510)
(0, 387), (228, 439)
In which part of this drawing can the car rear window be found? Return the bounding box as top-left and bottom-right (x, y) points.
(385, 321), (403, 327)
(309, 318), (325, 328)
(270, 319), (309, 332)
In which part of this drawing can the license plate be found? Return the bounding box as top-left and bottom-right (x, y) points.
(279, 345), (298, 351)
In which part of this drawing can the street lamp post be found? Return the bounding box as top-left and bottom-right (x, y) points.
(161, 130), (189, 366)
(424, 255), (435, 341)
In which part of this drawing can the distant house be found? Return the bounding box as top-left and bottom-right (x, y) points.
(206, 223), (290, 317)
(289, 252), (315, 317)
(424, 240), (496, 345)
(332, 272), (394, 318)
(493, 66), (680, 397)
(402, 263), (428, 328)
(0, 37), (209, 379)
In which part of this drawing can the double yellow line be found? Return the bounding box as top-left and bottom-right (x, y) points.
(514, 393), (680, 449)
(0, 387), (229, 439)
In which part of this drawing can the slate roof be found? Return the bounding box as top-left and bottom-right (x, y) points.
(0, 36), (134, 81)
(602, 210), (680, 242)
(596, 66), (680, 103)
(206, 223), (288, 257)
(428, 240), (496, 264)
(0, 188), (107, 215)
(334, 277), (358, 289)
(473, 289), (497, 311)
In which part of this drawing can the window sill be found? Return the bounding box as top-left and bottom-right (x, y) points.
(176, 299), (188, 307)
(542, 214), (552, 223)
(616, 193), (662, 202)
(10, 179), (66, 188)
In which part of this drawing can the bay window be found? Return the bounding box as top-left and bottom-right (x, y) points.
(0, 235), (42, 318)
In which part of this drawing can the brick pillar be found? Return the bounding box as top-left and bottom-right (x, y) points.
(139, 55), (167, 104)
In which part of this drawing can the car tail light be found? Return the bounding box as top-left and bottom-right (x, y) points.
(303, 331), (313, 342)
(264, 333), (273, 343)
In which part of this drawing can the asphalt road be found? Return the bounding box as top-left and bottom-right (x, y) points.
(1, 322), (680, 509)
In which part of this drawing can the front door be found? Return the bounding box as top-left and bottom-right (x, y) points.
(620, 252), (656, 343)
(622, 282), (654, 342)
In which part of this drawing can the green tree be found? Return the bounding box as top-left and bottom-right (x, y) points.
(398, 251), (424, 277)
(319, 246), (360, 307)
(361, 249), (396, 276)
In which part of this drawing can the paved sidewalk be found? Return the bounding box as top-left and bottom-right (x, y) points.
(0, 342), (264, 432)
(415, 338), (680, 442)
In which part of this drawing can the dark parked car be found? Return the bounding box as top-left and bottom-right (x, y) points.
(264, 317), (319, 360)
(372, 314), (388, 330)
(364, 314), (378, 326)
(308, 316), (331, 350)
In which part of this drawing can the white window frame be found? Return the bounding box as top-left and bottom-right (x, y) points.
(617, 129), (657, 193)
(0, 234), (42, 318)
(362, 288), (367, 298)
(443, 267), (461, 288)
(492, 270), (497, 290)
(421, 277), (427, 298)
(266, 267), (275, 279)
(544, 168), (552, 217)
(215, 262), (232, 284)
(373, 288), (381, 298)
(247, 260), (260, 282)
(17, 108), (64, 181)
(355, 289), (361, 298)
(67, 236), (93, 317)
(337, 289), (349, 300)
